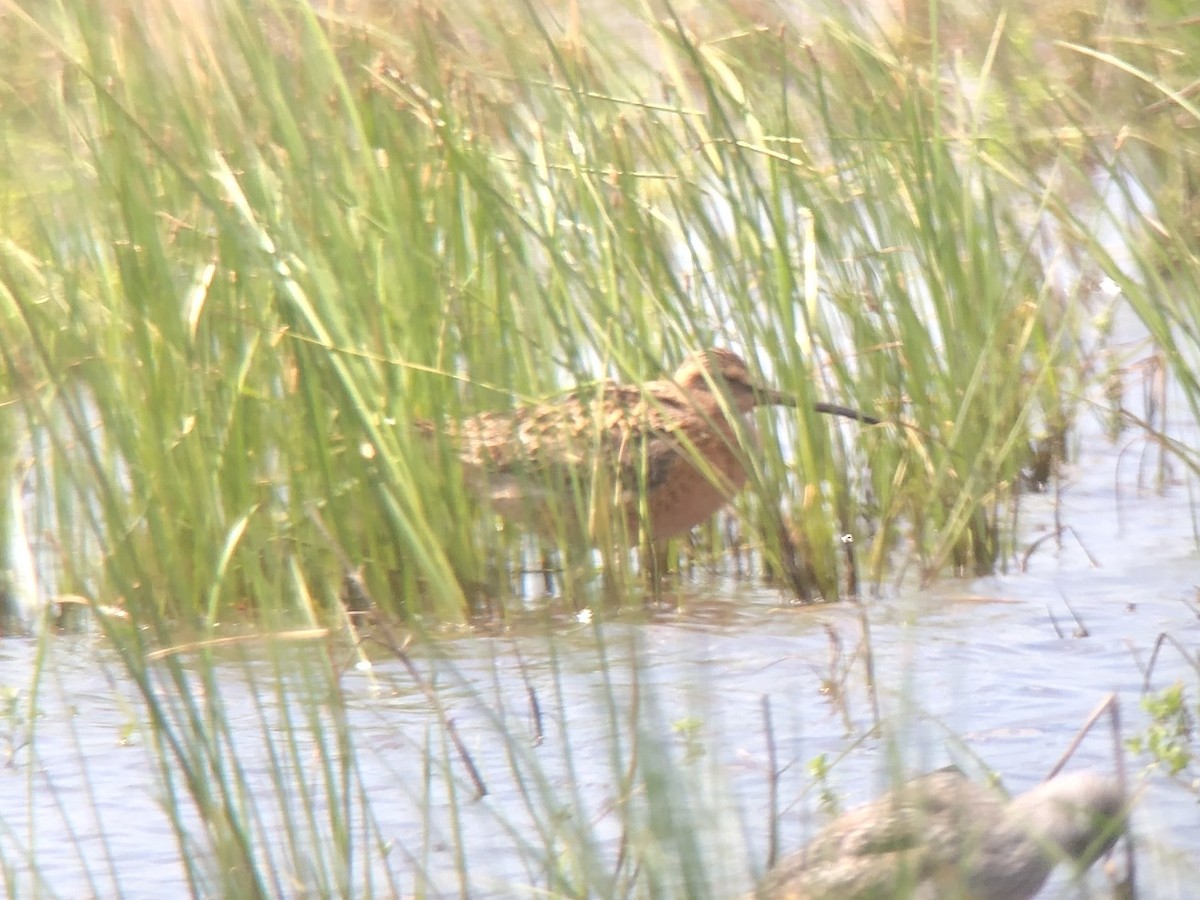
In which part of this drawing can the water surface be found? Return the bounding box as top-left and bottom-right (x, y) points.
(2, 351), (1199, 898)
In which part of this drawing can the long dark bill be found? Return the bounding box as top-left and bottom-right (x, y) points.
(813, 402), (880, 425)
(755, 386), (880, 425)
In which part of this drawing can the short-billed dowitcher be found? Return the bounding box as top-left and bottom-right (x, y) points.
(755, 768), (1128, 900)
(422, 348), (876, 545)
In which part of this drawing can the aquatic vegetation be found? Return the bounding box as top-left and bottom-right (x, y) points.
(1, 0), (1198, 893)
(4, 0), (1194, 622)
(1129, 682), (1195, 779)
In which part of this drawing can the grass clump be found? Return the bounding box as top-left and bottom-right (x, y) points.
(3, 0), (1200, 897)
(1, 0), (1156, 621)
(3, 3), (1200, 616)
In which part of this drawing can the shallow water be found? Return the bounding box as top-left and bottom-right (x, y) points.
(2, 291), (1198, 899)
(2, 400), (1198, 898)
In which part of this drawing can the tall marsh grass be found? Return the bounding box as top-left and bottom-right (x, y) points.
(6, 0), (1188, 624)
(3, 0), (1200, 895)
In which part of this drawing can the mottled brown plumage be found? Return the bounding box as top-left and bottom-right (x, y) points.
(755, 769), (1127, 900)
(420, 348), (873, 544)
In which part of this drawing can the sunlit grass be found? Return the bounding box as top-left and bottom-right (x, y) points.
(2, 0), (1200, 891)
(3, 0), (1171, 622)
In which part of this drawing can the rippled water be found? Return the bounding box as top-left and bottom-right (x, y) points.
(2, 399), (1198, 898)
(2, 295), (1199, 897)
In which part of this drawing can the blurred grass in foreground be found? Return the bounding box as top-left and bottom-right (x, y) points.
(1, 0), (1199, 896)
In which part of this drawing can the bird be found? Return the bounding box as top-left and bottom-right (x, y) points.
(754, 768), (1128, 900)
(419, 348), (877, 547)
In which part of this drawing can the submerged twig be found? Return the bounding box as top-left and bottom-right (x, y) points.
(445, 715), (488, 800)
(1021, 525), (1101, 571)
(1056, 588), (1090, 638)
(1138, 631), (1200, 692)
(513, 643), (544, 746)
(762, 695), (779, 869)
(373, 628), (488, 800)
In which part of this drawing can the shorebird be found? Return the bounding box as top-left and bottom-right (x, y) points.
(420, 348), (876, 546)
(755, 768), (1128, 900)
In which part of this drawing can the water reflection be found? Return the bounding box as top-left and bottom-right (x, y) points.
(2, 413), (1199, 897)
